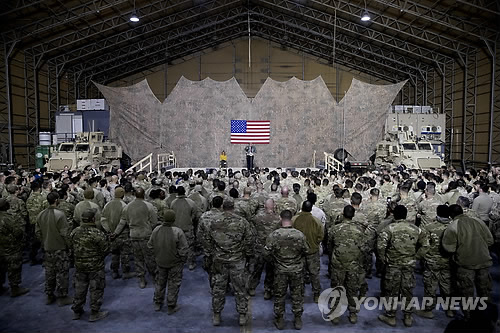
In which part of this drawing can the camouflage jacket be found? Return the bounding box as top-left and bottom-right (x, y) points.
(235, 197), (256, 222)
(422, 217), (451, 269)
(74, 200), (102, 230)
(198, 208), (224, 255)
(70, 222), (109, 272)
(205, 210), (254, 262)
(325, 198), (347, 229)
(398, 196), (418, 224)
(152, 198), (168, 222)
(418, 196), (443, 227)
(252, 209), (281, 250)
(6, 194), (27, 222)
(36, 207), (70, 252)
(57, 200), (75, 231)
(264, 226), (308, 273)
(0, 211), (24, 255)
(359, 199), (387, 229)
(275, 196), (298, 216)
(170, 195), (198, 232)
(377, 219), (429, 267)
(328, 218), (368, 269)
(26, 192), (48, 225)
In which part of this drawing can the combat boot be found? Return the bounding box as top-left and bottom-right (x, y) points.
(313, 293), (320, 303)
(294, 316), (303, 330)
(239, 313), (247, 326)
(378, 314), (396, 327)
(264, 291), (272, 300)
(415, 309), (434, 319)
(403, 313), (413, 327)
(348, 312), (358, 324)
(72, 311), (83, 320)
(154, 303), (162, 312)
(274, 315), (285, 330)
(212, 312), (221, 326)
(46, 294), (56, 305)
(188, 263), (196, 271)
(139, 277), (146, 289)
(10, 286), (30, 297)
(167, 305), (179, 315)
(112, 271), (121, 279)
(89, 310), (109, 322)
(248, 289), (256, 296)
(331, 317), (340, 325)
(445, 310), (454, 318)
(57, 296), (73, 307)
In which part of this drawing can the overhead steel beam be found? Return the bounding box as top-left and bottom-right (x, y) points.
(310, 0), (468, 56)
(1, 41), (18, 165)
(372, 0), (498, 43)
(51, 0), (244, 70)
(1, 0), (130, 44)
(256, 0), (452, 66)
(30, 0), (219, 57)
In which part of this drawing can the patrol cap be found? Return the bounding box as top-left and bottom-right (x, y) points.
(114, 187), (125, 198)
(7, 184), (18, 193)
(137, 174), (145, 181)
(81, 208), (97, 223)
(164, 209), (176, 222)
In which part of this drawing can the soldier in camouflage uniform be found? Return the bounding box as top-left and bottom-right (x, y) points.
(198, 196), (224, 289)
(292, 184), (303, 213)
(0, 199), (30, 297)
(205, 199), (254, 327)
(265, 209), (308, 330)
(350, 192), (372, 296)
(275, 186), (298, 216)
(416, 205), (454, 319)
(377, 205), (429, 327)
(248, 198), (281, 299)
(57, 190), (75, 230)
(74, 188), (102, 230)
(26, 181), (47, 264)
(5, 184), (28, 232)
(71, 208), (110, 322)
(101, 187), (132, 279)
(398, 184), (417, 224)
(148, 210), (188, 314)
(36, 192), (73, 306)
(235, 187), (256, 222)
(417, 182), (443, 227)
(328, 205), (368, 324)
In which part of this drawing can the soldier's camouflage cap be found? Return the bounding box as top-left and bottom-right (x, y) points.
(81, 208), (97, 223)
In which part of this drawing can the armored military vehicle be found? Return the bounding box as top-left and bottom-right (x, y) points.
(374, 132), (444, 170)
(45, 132), (123, 171)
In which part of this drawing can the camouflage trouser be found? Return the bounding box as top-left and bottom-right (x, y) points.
(202, 255), (214, 290)
(456, 266), (492, 317)
(44, 250), (70, 297)
(382, 265), (415, 316)
(248, 251), (274, 294)
(304, 251), (321, 295)
(0, 250), (23, 288)
(422, 263), (451, 311)
(26, 223), (41, 262)
(331, 266), (362, 313)
(110, 236), (131, 273)
(131, 239), (157, 278)
(212, 259), (248, 314)
(72, 269), (105, 313)
(183, 229), (195, 266)
(154, 263), (184, 307)
(274, 270), (304, 317)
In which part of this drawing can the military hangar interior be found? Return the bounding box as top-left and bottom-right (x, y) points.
(1, 0), (500, 332)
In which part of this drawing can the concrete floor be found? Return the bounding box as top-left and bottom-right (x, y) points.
(1, 253), (498, 333)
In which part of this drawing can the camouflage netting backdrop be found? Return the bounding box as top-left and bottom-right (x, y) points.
(95, 77), (406, 168)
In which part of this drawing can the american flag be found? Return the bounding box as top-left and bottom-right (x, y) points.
(230, 120), (270, 144)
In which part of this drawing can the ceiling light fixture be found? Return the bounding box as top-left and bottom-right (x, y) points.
(130, 0), (139, 22)
(361, 0), (371, 21)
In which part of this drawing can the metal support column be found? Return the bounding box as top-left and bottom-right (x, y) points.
(485, 39), (499, 166)
(1, 41), (18, 165)
(24, 50), (41, 169)
(442, 61), (455, 164)
(460, 51), (477, 169)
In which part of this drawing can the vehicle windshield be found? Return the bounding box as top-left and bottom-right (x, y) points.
(59, 144), (74, 152)
(402, 143), (417, 150)
(418, 143), (432, 151)
(75, 144), (89, 152)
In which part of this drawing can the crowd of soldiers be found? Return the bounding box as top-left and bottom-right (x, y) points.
(0, 163), (499, 329)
